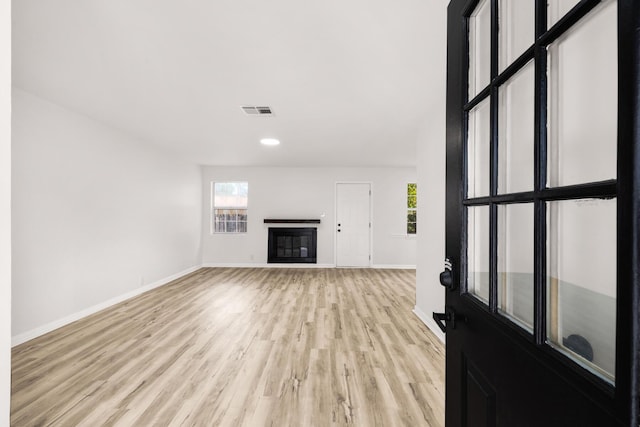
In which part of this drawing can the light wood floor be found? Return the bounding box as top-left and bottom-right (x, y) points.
(11, 268), (445, 426)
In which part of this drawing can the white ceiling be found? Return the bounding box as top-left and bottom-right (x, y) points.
(12, 0), (445, 167)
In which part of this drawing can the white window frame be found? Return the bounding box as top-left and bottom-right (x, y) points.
(407, 183), (417, 235)
(211, 182), (248, 234)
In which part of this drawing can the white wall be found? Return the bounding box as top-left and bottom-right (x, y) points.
(415, 116), (446, 342)
(1, 0), (11, 421)
(201, 166), (416, 267)
(11, 89), (202, 341)
(414, 0), (447, 342)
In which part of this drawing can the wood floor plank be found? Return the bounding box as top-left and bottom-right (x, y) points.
(11, 267), (444, 426)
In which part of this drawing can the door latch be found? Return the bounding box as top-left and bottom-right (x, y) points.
(439, 258), (456, 290)
(432, 308), (457, 333)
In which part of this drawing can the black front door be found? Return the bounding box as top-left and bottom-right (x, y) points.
(440, 0), (640, 425)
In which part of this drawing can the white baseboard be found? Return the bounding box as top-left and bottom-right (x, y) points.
(11, 265), (202, 347)
(413, 305), (445, 344)
(372, 264), (416, 270)
(202, 262), (336, 269)
(201, 263), (414, 270)
(202, 262), (416, 270)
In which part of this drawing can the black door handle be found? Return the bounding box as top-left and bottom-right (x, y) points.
(433, 309), (456, 333)
(439, 258), (456, 290)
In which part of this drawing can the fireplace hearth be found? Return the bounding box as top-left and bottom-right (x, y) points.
(268, 227), (317, 263)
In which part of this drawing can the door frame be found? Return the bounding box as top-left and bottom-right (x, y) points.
(334, 182), (373, 268)
(444, 0), (640, 425)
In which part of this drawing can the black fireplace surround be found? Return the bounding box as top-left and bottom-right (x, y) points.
(267, 227), (317, 263)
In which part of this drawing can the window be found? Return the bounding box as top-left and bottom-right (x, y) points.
(407, 183), (417, 234)
(212, 182), (248, 233)
(464, 0), (618, 383)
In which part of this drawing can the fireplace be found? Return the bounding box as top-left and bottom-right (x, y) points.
(268, 227), (317, 263)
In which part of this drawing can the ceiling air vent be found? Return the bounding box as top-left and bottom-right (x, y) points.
(241, 106), (274, 116)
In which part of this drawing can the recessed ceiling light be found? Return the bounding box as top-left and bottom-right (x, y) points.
(260, 138), (280, 146)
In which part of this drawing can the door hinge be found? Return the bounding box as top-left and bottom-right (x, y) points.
(369, 222), (371, 228)
(369, 190), (371, 196)
(369, 255), (371, 260)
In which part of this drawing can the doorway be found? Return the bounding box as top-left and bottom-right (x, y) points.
(335, 183), (371, 267)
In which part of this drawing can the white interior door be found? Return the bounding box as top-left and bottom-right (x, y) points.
(336, 183), (371, 267)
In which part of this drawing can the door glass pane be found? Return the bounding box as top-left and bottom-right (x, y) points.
(547, 1), (617, 188)
(498, 204), (534, 332)
(547, 0), (581, 28)
(547, 198), (616, 383)
(468, 205), (490, 303)
(469, 0), (491, 98)
(498, 60), (535, 194)
(498, 0), (535, 72)
(468, 98), (491, 198)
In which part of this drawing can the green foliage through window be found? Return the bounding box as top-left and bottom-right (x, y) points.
(407, 183), (417, 234)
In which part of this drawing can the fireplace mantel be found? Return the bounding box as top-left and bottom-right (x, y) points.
(263, 219), (321, 224)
